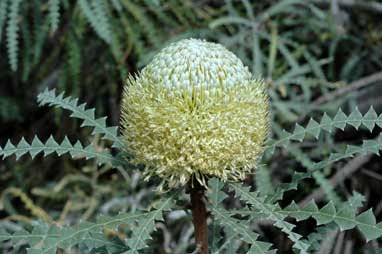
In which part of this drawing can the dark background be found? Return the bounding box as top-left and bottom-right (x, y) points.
(0, 0), (381, 253)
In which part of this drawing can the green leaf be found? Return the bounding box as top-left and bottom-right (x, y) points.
(0, 0), (8, 43)
(377, 113), (382, 128)
(30, 137), (44, 158)
(14, 137), (30, 159)
(210, 205), (274, 254)
(363, 140), (380, 155)
(306, 223), (337, 252)
(280, 199), (382, 241)
(247, 241), (274, 254)
(257, 0), (301, 22)
(269, 135), (382, 205)
(125, 197), (173, 253)
(348, 107), (362, 129)
(37, 88), (124, 149)
(2, 196), (174, 253)
(0, 136), (124, 167)
(267, 171), (310, 203)
(313, 202), (335, 225)
(335, 208), (356, 230)
(29, 213), (141, 253)
(346, 191), (366, 210)
(356, 209), (382, 241)
(121, 0), (159, 48)
(48, 0), (60, 33)
(363, 107), (378, 132)
(6, 0), (22, 71)
(230, 184), (310, 253)
(333, 108), (347, 130)
(306, 118), (321, 138)
(82, 232), (126, 252)
(209, 16), (253, 29)
(291, 123), (305, 141)
(208, 178), (228, 252)
(283, 201), (306, 220)
(44, 135), (59, 156)
(78, 0), (112, 44)
(255, 166), (274, 197)
(266, 107), (382, 154)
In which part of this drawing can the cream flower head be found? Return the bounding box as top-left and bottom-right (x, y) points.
(121, 38), (269, 188)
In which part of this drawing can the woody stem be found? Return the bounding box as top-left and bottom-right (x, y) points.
(190, 181), (208, 254)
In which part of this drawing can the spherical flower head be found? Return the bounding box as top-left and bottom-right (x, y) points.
(121, 38), (269, 188)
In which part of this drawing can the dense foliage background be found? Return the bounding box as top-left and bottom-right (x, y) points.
(0, 0), (381, 253)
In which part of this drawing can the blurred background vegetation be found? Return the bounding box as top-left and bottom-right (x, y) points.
(0, 0), (381, 253)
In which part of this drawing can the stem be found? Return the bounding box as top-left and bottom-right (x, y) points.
(190, 181), (208, 254)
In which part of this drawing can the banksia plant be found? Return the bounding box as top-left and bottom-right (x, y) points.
(2, 38), (382, 253)
(121, 38), (269, 253)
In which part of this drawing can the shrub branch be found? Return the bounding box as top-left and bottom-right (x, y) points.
(190, 180), (209, 254)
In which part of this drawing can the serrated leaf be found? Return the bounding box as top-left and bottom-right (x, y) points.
(84, 144), (97, 159)
(348, 107), (362, 129)
(363, 107), (378, 132)
(44, 135), (59, 156)
(83, 232), (127, 253)
(37, 88), (123, 148)
(3, 140), (16, 157)
(0, 0), (8, 44)
(333, 109), (347, 130)
(281, 199), (382, 242)
(30, 137), (44, 158)
(12, 196), (174, 253)
(125, 196), (173, 252)
(335, 208), (356, 231)
(48, 0), (60, 33)
(291, 124), (305, 141)
(267, 171), (311, 203)
(57, 137), (73, 156)
(356, 209), (382, 241)
(362, 139), (380, 155)
(283, 201), (308, 221)
(327, 152), (344, 163)
(70, 141), (84, 157)
(377, 114), (382, 128)
(230, 184), (309, 253)
(15, 137), (30, 159)
(0, 136), (124, 167)
(345, 145), (362, 155)
(78, 0), (112, 44)
(346, 191), (366, 210)
(6, 0), (22, 71)
(209, 178), (227, 252)
(270, 134), (382, 212)
(208, 178), (227, 204)
(320, 113), (333, 133)
(306, 118), (321, 138)
(303, 200), (319, 214)
(26, 213), (143, 253)
(306, 223), (338, 252)
(247, 241), (274, 254)
(265, 107), (382, 154)
(210, 205), (274, 254)
(278, 129), (291, 147)
(313, 202), (335, 225)
(255, 166), (274, 197)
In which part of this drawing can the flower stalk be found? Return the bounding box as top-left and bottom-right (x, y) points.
(189, 180), (208, 254)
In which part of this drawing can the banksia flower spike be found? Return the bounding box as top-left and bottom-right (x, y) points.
(121, 38), (269, 189)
